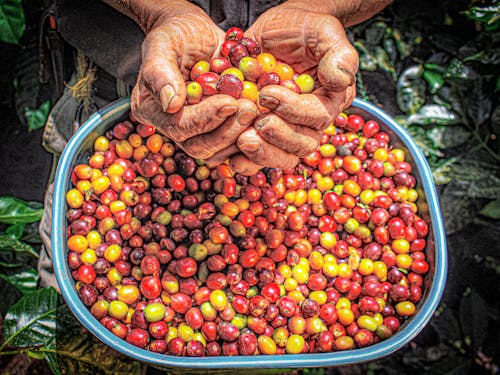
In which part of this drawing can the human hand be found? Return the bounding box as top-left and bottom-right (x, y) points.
(122, 0), (257, 159)
(222, 4), (359, 175)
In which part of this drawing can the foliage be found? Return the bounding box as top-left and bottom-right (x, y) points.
(0, 195), (144, 374)
(0, 196), (44, 224)
(1, 0), (500, 374)
(25, 100), (51, 132)
(353, 0), (500, 235)
(0, 0), (25, 44)
(350, 1), (500, 374)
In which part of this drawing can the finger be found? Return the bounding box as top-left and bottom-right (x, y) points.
(132, 81), (239, 143)
(237, 128), (299, 169)
(315, 16), (358, 92)
(141, 30), (186, 113)
(179, 99), (258, 159)
(258, 85), (347, 130)
(341, 84), (356, 111)
(228, 154), (263, 176)
(131, 79), (163, 126)
(205, 144), (240, 167)
(254, 114), (320, 158)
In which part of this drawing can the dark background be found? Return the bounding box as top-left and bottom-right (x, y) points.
(0, 0), (499, 374)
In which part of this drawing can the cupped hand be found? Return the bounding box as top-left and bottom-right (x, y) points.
(223, 5), (359, 175)
(131, 4), (257, 160)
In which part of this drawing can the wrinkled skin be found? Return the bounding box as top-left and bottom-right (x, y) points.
(112, 0), (258, 160)
(216, 5), (359, 174)
(106, 0), (390, 174)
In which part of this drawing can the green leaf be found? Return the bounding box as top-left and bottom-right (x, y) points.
(480, 199), (500, 219)
(0, 287), (58, 351)
(0, 0), (25, 44)
(27, 349), (47, 360)
(374, 46), (397, 80)
(406, 104), (461, 126)
(354, 41), (378, 71)
(397, 65), (426, 114)
(0, 278), (21, 316)
(365, 21), (387, 46)
(0, 196), (44, 224)
(0, 268), (38, 295)
(383, 34), (397, 64)
(464, 2), (500, 31)
(0, 233), (39, 258)
(431, 158), (457, 185)
(426, 125), (470, 149)
(25, 100), (51, 132)
(6, 223), (26, 238)
(392, 28), (412, 59)
(402, 124), (445, 159)
(444, 58), (479, 81)
(423, 70), (445, 94)
(45, 305), (143, 375)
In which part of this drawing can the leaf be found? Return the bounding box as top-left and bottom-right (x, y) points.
(406, 104), (461, 126)
(0, 287), (58, 351)
(403, 124), (445, 159)
(0, 0), (25, 44)
(397, 65), (426, 114)
(444, 58), (479, 81)
(426, 126), (470, 149)
(5, 222), (26, 238)
(459, 289), (489, 350)
(480, 199), (500, 219)
(0, 196), (44, 224)
(463, 47), (500, 65)
(0, 268), (38, 295)
(365, 21), (387, 46)
(354, 41), (378, 71)
(45, 305), (143, 375)
(392, 28), (412, 59)
(374, 46), (397, 80)
(24, 100), (51, 132)
(464, 79), (493, 127)
(423, 70), (445, 94)
(431, 158), (457, 185)
(0, 278), (21, 316)
(431, 305), (462, 343)
(464, 2), (500, 31)
(0, 233), (39, 258)
(383, 34), (397, 64)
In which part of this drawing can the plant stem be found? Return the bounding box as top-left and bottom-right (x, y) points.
(0, 349), (26, 356)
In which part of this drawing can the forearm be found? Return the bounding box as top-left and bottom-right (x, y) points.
(102, 0), (202, 32)
(284, 0), (393, 27)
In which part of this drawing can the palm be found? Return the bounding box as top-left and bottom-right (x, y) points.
(246, 8), (331, 76)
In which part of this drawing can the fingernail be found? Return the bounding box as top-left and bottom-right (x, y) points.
(160, 85), (175, 112)
(239, 141), (260, 153)
(254, 116), (270, 130)
(218, 105), (238, 117)
(259, 96), (280, 110)
(237, 109), (257, 125)
(337, 64), (355, 86)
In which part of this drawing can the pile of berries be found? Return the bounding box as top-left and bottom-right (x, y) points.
(186, 27), (315, 106)
(66, 105), (430, 356)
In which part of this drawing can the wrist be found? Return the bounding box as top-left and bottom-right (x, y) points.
(283, 0), (392, 27)
(104, 0), (204, 32)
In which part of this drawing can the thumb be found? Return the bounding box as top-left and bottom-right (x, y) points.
(315, 16), (358, 92)
(141, 30), (187, 114)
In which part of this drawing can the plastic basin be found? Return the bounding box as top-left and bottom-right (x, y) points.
(52, 97), (447, 369)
